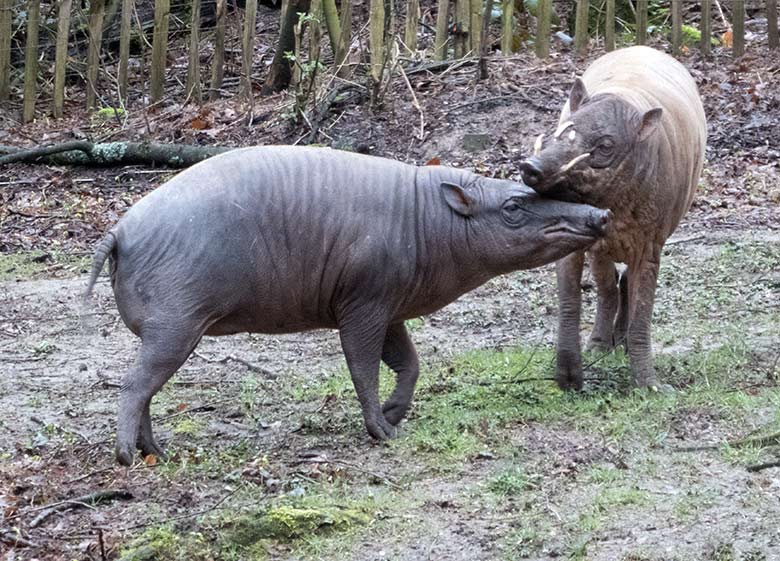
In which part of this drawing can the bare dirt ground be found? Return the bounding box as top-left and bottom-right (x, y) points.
(1, 10), (780, 561)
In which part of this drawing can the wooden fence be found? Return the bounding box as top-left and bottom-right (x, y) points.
(0, 0), (777, 122)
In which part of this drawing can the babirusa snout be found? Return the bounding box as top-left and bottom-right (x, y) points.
(588, 209), (612, 237)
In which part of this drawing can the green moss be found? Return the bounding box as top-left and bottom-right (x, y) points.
(94, 106), (126, 120)
(227, 505), (372, 543)
(119, 526), (209, 561)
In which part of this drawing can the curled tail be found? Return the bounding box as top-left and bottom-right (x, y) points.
(84, 231), (117, 300)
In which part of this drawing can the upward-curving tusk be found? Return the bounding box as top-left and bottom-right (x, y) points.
(553, 121), (574, 139)
(559, 152), (591, 173)
(534, 134), (544, 156)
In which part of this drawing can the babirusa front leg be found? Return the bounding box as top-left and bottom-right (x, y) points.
(556, 251), (586, 390)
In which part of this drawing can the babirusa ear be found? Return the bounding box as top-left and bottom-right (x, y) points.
(569, 78), (589, 112)
(637, 107), (663, 141)
(441, 182), (476, 217)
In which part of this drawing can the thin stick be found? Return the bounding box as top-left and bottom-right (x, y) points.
(398, 60), (424, 140)
(746, 459), (780, 472)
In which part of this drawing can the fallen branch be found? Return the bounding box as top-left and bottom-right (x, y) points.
(296, 456), (405, 489)
(0, 141), (231, 167)
(18, 489), (134, 528)
(398, 60), (425, 141)
(746, 459), (780, 472)
(674, 431), (780, 452)
(0, 529), (38, 548)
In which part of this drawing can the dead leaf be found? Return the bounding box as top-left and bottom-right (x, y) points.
(425, 157), (441, 166)
(176, 403), (188, 412)
(191, 117), (210, 130)
(722, 29), (733, 48)
(144, 454), (157, 466)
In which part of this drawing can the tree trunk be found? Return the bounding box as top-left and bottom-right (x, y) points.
(150, 0), (170, 104)
(262, 0), (311, 95)
(434, 0), (450, 59)
(501, 0), (513, 54)
(0, 141), (231, 167)
(241, 0), (257, 101)
(670, 0), (681, 55)
(700, 0), (711, 55)
(369, 0), (386, 102)
(574, 0), (588, 55)
(0, 0), (14, 101)
(210, 0), (226, 99)
(53, 0), (73, 118)
(733, 0), (744, 57)
(337, 0), (352, 77)
(535, 0), (550, 58)
(187, 0), (202, 102)
(23, 0), (40, 123)
(454, 0), (469, 57)
(86, 0), (106, 110)
(635, 0), (647, 45)
(404, 0), (419, 52)
(469, 0), (481, 53)
(310, 0), (322, 63)
(604, 0), (614, 51)
(769, 0), (779, 49)
(118, 0), (133, 102)
(478, 0), (494, 78)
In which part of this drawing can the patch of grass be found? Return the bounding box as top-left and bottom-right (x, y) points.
(672, 488), (717, 522)
(486, 466), (534, 496)
(0, 251), (91, 281)
(585, 465), (625, 485)
(172, 416), (206, 436)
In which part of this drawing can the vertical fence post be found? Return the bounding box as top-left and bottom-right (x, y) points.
(369, 0), (385, 102)
(604, 0), (614, 51)
(733, 0), (744, 56)
(768, 0), (778, 49)
(53, 0), (73, 117)
(118, 0), (133, 102)
(241, 0), (257, 101)
(23, 0), (40, 122)
(635, 0), (647, 45)
(210, 0), (226, 99)
(150, 0), (170, 104)
(0, 0), (12, 101)
(434, 0), (450, 59)
(535, 0), (551, 57)
(86, 0), (106, 110)
(309, 0), (322, 61)
(671, 0), (682, 55)
(574, 0), (589, 55)
(187, 0), (201, 102)
(404, 0), (419, 52)
(700, 0), (711, 55)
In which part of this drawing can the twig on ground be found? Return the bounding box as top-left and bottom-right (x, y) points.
(298, 456), (405, 489)
(666, 234), (705, 245)
(64, 467), (115, 485)
(192, 350), (276, 378)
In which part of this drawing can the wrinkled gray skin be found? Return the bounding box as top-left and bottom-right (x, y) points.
(519, 46), (706, 392)
(85, 146), (611, 466)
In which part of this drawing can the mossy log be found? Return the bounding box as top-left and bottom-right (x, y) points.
(0, 141), (231, 167)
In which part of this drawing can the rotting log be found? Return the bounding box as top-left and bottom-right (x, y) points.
(574, 0), (589, 55)
(118, 0), (133, 101)
(210, 0), (226, 99)
(241, 0), (258, 101)
(23, 0), (40, 123)
(150, 0), (170, 104)
(535, 0), (551, 58)
(635, 0), (647, 45)
(187, 0), (202, 102)
(0, 141), (232, 167)
(0, 0), (11, 101)
(86, 0), (106, 110)
(733, 0), (745, 56)
(670, 0), (681, 55)
(701, 0), (711, 55)
(53, 0), (73, 118)
(604, 0), (615, 51)
(404, 0), (419, 52)
(500, 0), (513, 54)
(769, 0), (778, 49)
